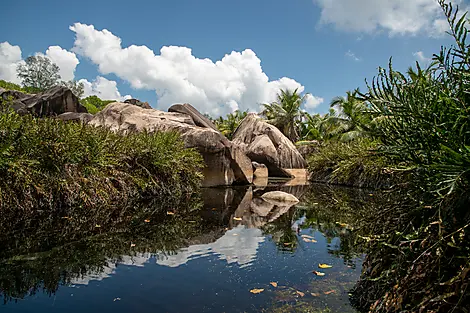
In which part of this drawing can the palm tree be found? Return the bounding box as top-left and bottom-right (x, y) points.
(327, 89), (371, 142)
(261, 88), (309, 142)
(215, 110), (248, 139)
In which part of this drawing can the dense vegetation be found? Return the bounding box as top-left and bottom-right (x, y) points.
(0, 104), (203, 212)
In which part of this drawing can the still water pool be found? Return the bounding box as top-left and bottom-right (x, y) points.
(0, 184), (370, 313)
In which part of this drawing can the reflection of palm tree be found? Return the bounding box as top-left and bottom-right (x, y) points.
(261, 88), (309, 142)
(261, 206), (299, 253)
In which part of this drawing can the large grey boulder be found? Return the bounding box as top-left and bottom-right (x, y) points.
(168, 103), (218, 131)
(89, 102), (252, 187)
(0, 86), (87, 116)
(232, 114), (307, 177)
(56, 112), (94, 123)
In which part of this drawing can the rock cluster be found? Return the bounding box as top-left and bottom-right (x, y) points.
(1, 86), (307, 187)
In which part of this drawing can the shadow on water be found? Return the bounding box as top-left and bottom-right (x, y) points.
(0, 182), (394, 312)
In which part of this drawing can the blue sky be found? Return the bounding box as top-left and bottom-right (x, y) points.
(0, 0), (463, 116)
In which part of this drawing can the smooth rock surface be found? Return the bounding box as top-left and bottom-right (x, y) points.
(56, 112), (94, 123)
(89, 102), (252, 186)
(0, 86), (87, 116)
(232, 114), (306, 177)
(169, 103), (218, 131)
(260, 191), (299, 203)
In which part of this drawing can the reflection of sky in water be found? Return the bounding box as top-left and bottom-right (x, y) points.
(156, 226), (264, 268)
(72, 226), (264, 285)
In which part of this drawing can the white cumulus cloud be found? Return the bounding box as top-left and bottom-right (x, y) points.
(0, 41), (127, 100)
(69, 23), (320, 116)
(80, 76), (131, 101)
(312, 0), (462, 36)
(45, 46), (79, 81)
(413, 51), (432, 63)
(304, 94), (324, 109)
(0, 42), (23, 84)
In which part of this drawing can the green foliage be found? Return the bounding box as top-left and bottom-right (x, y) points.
(349, 2), (470, 312)
(307, 139), (407, 189)
(0, 80), (25, 92)
(262, 88), (309, 142)
(17, 55), (61, 90)
(80, 95), (116, 114)
(214, 110), (248, 139)
(0, 107), (203, 212)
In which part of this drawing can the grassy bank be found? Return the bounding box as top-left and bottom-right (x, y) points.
(307, 139), (410, 189)
(0, 106), (203, 212)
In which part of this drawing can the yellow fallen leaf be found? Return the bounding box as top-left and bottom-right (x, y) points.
(166, 211), (175, 215)
(319, 263), (333, 269)
(212, 208), (217, 211)
(283, 242), (293, 246)
(250, 288), (264, 294)
(369, 194), (374, 196)
(270, 282), (278, 288)
(311, 292), (320, 297)
(302, 238), (317, 243)
(296, 291), (305, 297)
(312, 271), (325, 276)
(336, 222), (349, 228)
(144, 219), (151, 223)
(95, 224), (101, 228)
(233, 217), (242, 221)
(324, 290), (336, 295)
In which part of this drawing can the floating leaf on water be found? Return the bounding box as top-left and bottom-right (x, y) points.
(312, 271), (325, 276)
(113, 297), (121, 301)
(283, 242), (293, 246)
(144, 219), (151, 223)
(319, 263), (333, 269)
(166, 211), (175, 215)
(233, 233), (239, 236)
(250, 288), (264, 294)
(302, 238), (317, 243)
(270, 282), (278, 288)
(233, 217), (242, 221)
(301, 235), (315, 239)
(296, 291), (305, 297)
(311, 292), (320, 297)
(324, 290), (336, 295)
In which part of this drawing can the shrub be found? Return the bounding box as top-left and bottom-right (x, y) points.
(0, 107), (203, 212)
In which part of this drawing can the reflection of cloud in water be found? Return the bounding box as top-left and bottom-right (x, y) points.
(71, 253), (151, 285)
(71, 263), (117, 285)
(156, 226), (264, 268)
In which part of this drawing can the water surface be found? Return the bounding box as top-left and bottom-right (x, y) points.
(0, 184), (372, 313)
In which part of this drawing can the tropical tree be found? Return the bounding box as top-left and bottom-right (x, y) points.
(261, 88), (309, 142)
(327, 89), (371, 141)
(17, 55), (61, 91)
(215, 110), (248, 139)
(60, 80), (85, 98)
